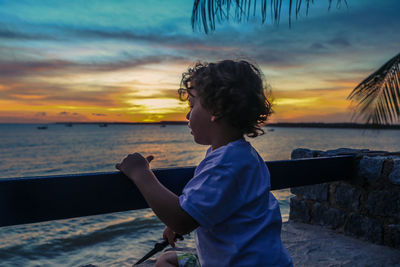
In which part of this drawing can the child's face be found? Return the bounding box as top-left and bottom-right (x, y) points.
(186, 89), (214, 145)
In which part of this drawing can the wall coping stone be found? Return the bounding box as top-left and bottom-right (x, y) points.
(389, 158), (400, 185)
(291, 148), (400, 186)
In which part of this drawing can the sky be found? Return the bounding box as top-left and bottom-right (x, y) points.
(0, 0), (399, 123)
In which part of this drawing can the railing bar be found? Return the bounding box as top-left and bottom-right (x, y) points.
(0, 155), (356, 227)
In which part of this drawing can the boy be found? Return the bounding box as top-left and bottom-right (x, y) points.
(116, 60), (292, 266)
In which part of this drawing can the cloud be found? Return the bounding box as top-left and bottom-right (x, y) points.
(0, 21), (200, 48)
(0, 25), (60, 41)
(0, 20), (312, 70)
(328, 37), (351, 47)
(2, 5), (385, 77)
(1, 0), (399, 123)
(0, 60), (73, 77)
(310, 43), (327, 50)
(0, 76), (186, 116)
(0, 81), (122, 107)
(59, 111), (80, 116)
(127, 87), (181, 99)
(272, 111), (354, 123)
(0, 54), (186, 78)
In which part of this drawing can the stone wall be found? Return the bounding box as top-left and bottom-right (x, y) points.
(289, 148), (400, 249)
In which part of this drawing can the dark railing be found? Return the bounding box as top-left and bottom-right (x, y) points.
(0, 156), (356, 227)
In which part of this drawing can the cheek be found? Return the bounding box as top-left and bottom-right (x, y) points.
(188, 111), (202, 131)
(188, 111), (196, 127)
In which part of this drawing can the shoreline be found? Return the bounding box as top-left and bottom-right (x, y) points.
(1, 121), (400, 129)
(266, 122), (400, 129)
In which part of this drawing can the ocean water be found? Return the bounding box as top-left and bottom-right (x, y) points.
(1, 123), (399, 266)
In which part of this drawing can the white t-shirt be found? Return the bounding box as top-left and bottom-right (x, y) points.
(179, 138), (293, 267)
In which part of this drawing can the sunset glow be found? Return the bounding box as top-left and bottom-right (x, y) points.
(0, 0), (399, 123)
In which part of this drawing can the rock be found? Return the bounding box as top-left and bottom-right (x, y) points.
(387, 224), (400, 249)
(382, 158), (394, 179)
(313, 203), (345, 229)
(313, 148), (368, 157)
(291, 148), (313, 159)
(290, 183), (329, 202)
(358, 156), (385, 181)
(324, 148), (369, 156)
(389, 158), (400, 185)
(345, 213), (382, 244)
(289, 197), (311, 223)
(367, 190), (400, 218)
(310, 150), (323, 157)
(335, 183), (361, 211)
(344, 213), (363, 237)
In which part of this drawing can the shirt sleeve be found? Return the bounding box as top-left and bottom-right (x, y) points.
(179, 163), (242, 229)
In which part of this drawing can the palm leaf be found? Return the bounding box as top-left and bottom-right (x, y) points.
(191, 0), (347, 33)
(348, 53), (400, 125)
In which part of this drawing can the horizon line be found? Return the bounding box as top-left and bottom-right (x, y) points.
(1, 121), (399, 128)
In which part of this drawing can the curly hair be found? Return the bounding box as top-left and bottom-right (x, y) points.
(178, 60), (272, 138)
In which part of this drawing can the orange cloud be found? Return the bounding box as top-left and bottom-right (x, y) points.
(0, 54), (361, 124)
(10, 94), (47, 100)
(270, 87), (354, 123)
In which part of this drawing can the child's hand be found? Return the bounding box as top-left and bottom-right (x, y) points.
(163, 226), (184, 247)
(115, 153), (154, 182)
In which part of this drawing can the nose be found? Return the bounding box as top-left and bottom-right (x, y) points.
(186, 110), (191, 120)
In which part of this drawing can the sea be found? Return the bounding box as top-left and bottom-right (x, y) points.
(1, 123), (399, 267)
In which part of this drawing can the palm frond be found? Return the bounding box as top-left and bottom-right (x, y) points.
(191, 0), (347, 33)
(348, 53), (400, 125)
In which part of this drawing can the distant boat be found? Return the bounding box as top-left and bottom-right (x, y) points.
(99, 123), (108, 127)
(65, 123), (73, 127)
(37, 126), (48, 130)
(160, 124), (166, 128)
(268, 128), (275, 132)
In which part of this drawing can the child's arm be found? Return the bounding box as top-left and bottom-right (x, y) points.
(116, 153), (198, 235)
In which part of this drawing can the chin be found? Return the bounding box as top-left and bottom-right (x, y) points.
(193, 136), (210, 146)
